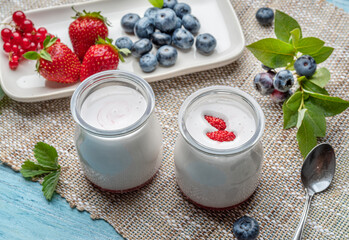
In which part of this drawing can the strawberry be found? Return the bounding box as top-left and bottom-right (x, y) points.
(206, 130), (236, 142)
(69, 8), (109, 61)
(80, 37), (130, 81)
(23, 36), (81, 83)
(204, 115), (226, 130)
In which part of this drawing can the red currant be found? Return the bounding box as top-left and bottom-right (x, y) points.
(3, 42), (12, 53)
(18, 48), (25, 57)
(34, 32), (45, 43)
(21, 37), (31, 49)
(1, 28), (12, 39)
(9, 59), (19, 70)
(11, 44), (19, 54)
(24, 32), (32, 39)
(12, 55), (19, 62)
(12, 11), (26, 25)
(11, 32), (22, 45)
(20, 19), (34, 33)
(37, 27), (47, 35)
(29, 42), (37, 51)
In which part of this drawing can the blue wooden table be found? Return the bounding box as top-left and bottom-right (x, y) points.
(0, 1), (348, 240)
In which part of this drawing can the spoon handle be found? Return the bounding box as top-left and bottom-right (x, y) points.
(292, 193), (313, 240)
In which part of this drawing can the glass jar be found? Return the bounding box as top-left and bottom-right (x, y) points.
(174, 86), (265, 209)
(71, 70), (163, 192)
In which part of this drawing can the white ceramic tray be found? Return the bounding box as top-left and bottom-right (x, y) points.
(0, 0), (245, 102)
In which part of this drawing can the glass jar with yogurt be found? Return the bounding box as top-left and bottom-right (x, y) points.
(71, 70), (163, 192)
(174, 86), (265, 209)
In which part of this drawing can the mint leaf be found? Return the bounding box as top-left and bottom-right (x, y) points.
(246, 38), (295, 68)
(20, 160), (55, 178)
(33, 142), (59, 170)
(312, 46), (334, 64)
(290, 28), (301, 47)
(297, 116), (317, 158)
(296, 37), (325, 55)
(148, 0), (163, 8)
(305, 91), (349, 117)
(297, 109), (307, 128)
(304, 109), (326, 137)
(42, 170), (60, 201)
(302, 80), (329, 95)
(308, 68), (330, 88)
(275, 10), (302, 43)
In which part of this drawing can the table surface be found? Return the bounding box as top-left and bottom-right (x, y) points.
(0, 1), (348, 240)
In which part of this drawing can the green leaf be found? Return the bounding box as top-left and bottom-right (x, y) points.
(246, 38), (295, 68)
(43, 35), (51, 48)
(283, 91), (302, 129)
(286, 91), (302, 111)
(286, 59), (296, 70)
(20, 160), (55, 178)
(33, 142), (59, 169)
(290, 28), (301, 47)
(304, 109), (326, 137)
(23, 51), (40, 60)
(304, 91), (349, 117)
(39, 50), (52, 62)
(296, 37), (325, 55)
(274, 10), (302, 43)
(148, 0), (163, 8)
(308, 68), (330, 88)
(297, 115), (317, 158)
(297, 108), (307, 128)
(302, 80), (329, 95)
(312, 46), (334, 64)
(42, 170), (60, 201)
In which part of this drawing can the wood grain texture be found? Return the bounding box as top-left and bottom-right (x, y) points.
(0, 164), (123, 240)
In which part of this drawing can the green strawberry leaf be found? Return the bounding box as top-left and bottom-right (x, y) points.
(39, 50), (52, 62)
(275, 10), (302, 43)
(20, 160), (56, 178)
(148, 0), (164, 8)
(297, 114), (318, 158)
(23, 51), (40, 60)
(302, 80), (329, 95)
(308, 67), (330, 88)
(42, 170), (61, 201)
(44, 37), (57, 49)
(296, 37), (325, 55)
(33, 142), (59, 169)
(290, 28), (301, 47)
(297, 108), (307, 128)
(311, 46), (334, 64)
(246, 38), (295, 68)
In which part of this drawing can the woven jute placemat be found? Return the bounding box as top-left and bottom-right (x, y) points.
(1, 0), (348, 239)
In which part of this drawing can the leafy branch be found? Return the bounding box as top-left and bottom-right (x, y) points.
(247, 10), (348, 157)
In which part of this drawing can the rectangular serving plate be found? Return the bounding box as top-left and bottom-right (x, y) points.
(0, 0), (245, 102)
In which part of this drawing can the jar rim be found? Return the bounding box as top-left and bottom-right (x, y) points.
(178, 86), (265, 155)
(70, 70), (155, 136)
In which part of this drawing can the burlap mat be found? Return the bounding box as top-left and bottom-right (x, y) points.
(1, 0), (348, 239)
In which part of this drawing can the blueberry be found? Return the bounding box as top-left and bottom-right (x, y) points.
(195, 33), (217, 55)
(175, 17), (182, 29)
(144, 7), (159, 23)
(115, 37), (133, 51)
(163, 0), (178, 9)
(270, 89), (293, 104)
(121, 13), (141, 33)
(152, 32), (172, 48)
(274, 70), (294, 92)
(256, 7), (274, 25)
(134, 17), (155, 39)
(156, 45), (178, 66)
(139, 53), (158, 73)
(253, 72), (274, 95)
(173, 3), (191, 18)
(172, 28), (194, 50)
(132, 39), (153, 58)
(294, 55), (317, 78)
(182, 14), (200, 35)
(154, 8), (177, 33)
(233, 216), (260, 240)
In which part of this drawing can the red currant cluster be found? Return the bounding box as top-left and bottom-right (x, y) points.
(1, 11), (49, 70)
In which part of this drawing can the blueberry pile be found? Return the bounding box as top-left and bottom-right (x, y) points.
(117, 1), (217, 73)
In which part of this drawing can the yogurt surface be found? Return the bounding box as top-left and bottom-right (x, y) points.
(80, 85), (147, 130)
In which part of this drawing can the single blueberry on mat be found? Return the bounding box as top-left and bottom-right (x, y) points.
(132, 38), (153, 58)
(121, 13), (140, 33)
(115, 37), (133, 52)
(172, 28), (194, 50)
(152, 32), (172, 48)
(144, 7), (159, 23)
(156, 45), (178, 66)
(294, 55), (317, 78)
(256, 7), (274, 25)
(195, 33), (217, 55)
(233, 216), (260, 240)
(163, 0), (178, 9)
(134, 17), (155, 39)
(173, 2), (191, 18)
(273, 69), (294, 92)
(270, 89), (293, 104)
(154, 8), (177, 33)
(253, 72), (274, 95)
(139, 53), (158, 73)
(182, 14), (200, 35)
